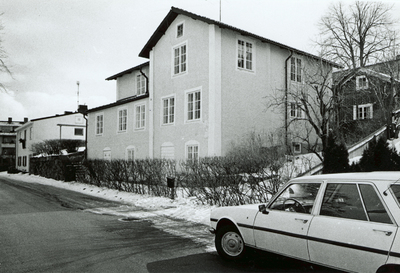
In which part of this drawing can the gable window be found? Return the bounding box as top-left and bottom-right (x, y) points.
(135, 104), (146, 129)
(353, 103), (373, 120)
(173, 43), (187, 75)
(118, 108), (127, 132)
(176, 23), (184, 38)
(356, 75), (368, 90)
(136, 74), (146, 95)
(237, 39), (253, 71)
(290, 57), (302, 82)
(293, 143), (301, 153)
(187, 90), (201, 122)
(289, 102), (305, 118)
(96, 114), (104, 135)
(162, 97), (175, 125)
(74, 128), (84, 136)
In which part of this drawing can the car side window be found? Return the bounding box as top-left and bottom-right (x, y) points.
(320, 183), (367, 221)
(269, 183), (321, 214)
(359, 184), (392, 224)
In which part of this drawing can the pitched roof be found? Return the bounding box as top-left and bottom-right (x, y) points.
(106, 62), (149, 81)
(87, 94), (149, 113)
(138, 7), (340, 68)
(334, 67), (400, 87)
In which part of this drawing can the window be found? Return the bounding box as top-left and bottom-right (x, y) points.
(22, 156), (27, 167)
(187, 90), (201, 121)
(293, 143), (301, 153)
(29, 127), (33, 140)
(74, 128), (84, 136)
(176, 23), (184, 38)
(187, 144), (199, 162)
(96, 114), (104, 135)
(135, 104), (145, 129)
(126, 146), (135, 161)
(173, 43), (187, 75)
(237, 39), (253, 71)
(162, 97), (175, 125)
(359, 184), (392, 224)
(136, 74), (146, 95)
(353, 103), (373, 120)
(18, 156), (21, 166)
(321, 183), (392, 224)
(290, 57), (302, 82)
(269, 183), (321, 214)
(320, 184), (367, 221)
(118, 109), (127, 132)
(289, 102), (304, 118)
(356, 75), (368, 90)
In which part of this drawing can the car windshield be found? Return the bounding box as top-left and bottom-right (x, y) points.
(390, 184), (400, 206)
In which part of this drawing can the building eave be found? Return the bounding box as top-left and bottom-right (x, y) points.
(87, 94), (149, 113)
(105, 61), (150, 81)
(138, 7), (341, 68)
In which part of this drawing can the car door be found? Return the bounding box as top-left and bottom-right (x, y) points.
(308, 183), (397, 273)
(253, 182), (321, 260)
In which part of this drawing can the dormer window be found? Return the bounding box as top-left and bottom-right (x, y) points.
(356, 75), (368, 90)
(136, 74), (146, 95)
(176, 22), (184, 38)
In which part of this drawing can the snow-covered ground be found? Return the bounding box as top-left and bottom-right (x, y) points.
(0, 171), (217, 251)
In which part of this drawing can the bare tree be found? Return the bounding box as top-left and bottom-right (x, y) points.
(0, 13), (11, 92)
(267, 56), (340, 163)
(317, 1), (399, 69)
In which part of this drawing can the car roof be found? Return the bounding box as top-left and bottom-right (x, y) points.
(292, 172), (400, 185)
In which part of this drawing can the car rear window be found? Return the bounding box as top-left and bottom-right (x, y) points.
(390, 185), (400, 205)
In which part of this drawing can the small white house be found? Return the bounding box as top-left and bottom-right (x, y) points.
(15, 112), (86, 172)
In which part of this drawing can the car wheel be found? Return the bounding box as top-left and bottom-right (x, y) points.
(215, 225), (245, 260)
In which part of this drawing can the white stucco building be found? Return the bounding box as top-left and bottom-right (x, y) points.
(15, 112), (86, 172)
(87, 7), (338, 162)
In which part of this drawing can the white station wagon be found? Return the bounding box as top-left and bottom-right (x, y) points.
(210, 172), (400, 273)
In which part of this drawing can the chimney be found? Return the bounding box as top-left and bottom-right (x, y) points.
(8, 117), (12, 124)
(24, 117), (28, 123)
(78, 104), (88, 115)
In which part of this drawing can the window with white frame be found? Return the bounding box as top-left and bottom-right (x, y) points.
(126, 146), (135, 161)
(353, 103), (373, 120)
(186, 141), (199, 162)
(173, 43), (187, 75)
(356, 75), (368, 90)
(293, 143), (302, 153)
(176, 22), (184, 38)
(187, 90), (201, 121)
(162, 97), (175, 125)
(290, 57), (302, 82)
(237, 39), (253, 71)
(289, 102), (305, 118)
(135, 104), (146, 129)
(118, 108), (127, 132)
(136, 74), (146, 95)
(96, 114), (104, 135)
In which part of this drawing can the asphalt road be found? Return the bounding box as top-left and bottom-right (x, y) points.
(0, 176), (340, 273)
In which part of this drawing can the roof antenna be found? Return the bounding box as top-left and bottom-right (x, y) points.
(77, 81), (80, 110)
(219, 0), (222, 21)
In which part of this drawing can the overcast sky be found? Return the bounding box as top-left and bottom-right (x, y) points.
(0, 0), (399, 121)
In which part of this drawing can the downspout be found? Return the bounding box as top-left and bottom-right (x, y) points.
(139, 67), (149, 94)
(83, 114), (88, 159)
(285, 50), (293, 154)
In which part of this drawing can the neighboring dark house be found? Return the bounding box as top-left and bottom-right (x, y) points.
(333, 58), (400, 144)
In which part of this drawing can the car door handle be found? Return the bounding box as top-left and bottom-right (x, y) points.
(295, 218), (308, 224)
(373, 229), (393, 236)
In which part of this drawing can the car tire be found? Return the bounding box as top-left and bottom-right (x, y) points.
(215, 225), (246, 261)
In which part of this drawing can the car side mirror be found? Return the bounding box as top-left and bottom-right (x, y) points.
(258, 204), (269, 214)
